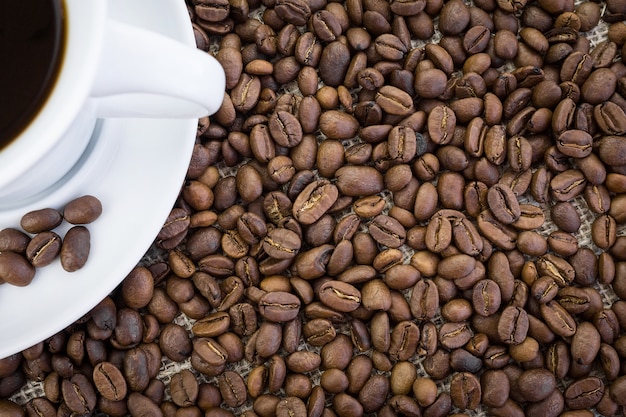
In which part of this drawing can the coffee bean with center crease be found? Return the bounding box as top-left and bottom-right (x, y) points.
(389, 321), (420, 361)
(595, 101), (626, 135)
(556, 129), (593, 158)
(487, 184), (520, 224)
(375, 85), (415, 116)
(10, 1), (626, 415)
(540, 300), (577, 337)
(428, 105), (456, 144)
(304, 318), (336, 346)
(92, 362), (127, 402)
(564, 376), (604, 409)
(275, 396), (307, 417)
(449, 372), (481, 410)
(263, 228), (301, 260)
(268, 111), (303, 148)
(26, 231), (62, 268)
(62, 374), (97, 415)
(258, 291), (301, 322)
(218, 370), (247, 408)
(409, 279), (439, 320)
(498, 305), (529, 345)
(424, 215), (452, 253)
(318, 280), (361, 312)
(369, 214), (406, 248)
(292, 179), (338, 225)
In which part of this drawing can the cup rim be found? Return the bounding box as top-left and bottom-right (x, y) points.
(0, 0), (108, 190)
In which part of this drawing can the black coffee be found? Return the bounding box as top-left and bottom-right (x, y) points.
(0, 0), (65, 148)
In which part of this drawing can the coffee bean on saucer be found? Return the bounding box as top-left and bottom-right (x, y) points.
(0, 228), (30, 253)
(26, 231), (62, 268)
(60, 226), (91, 272)
(0, 251), (35, 286)
(63, 195), (103, 224)
(20, 207), (62, 233)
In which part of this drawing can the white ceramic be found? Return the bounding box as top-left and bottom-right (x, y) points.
(0, 0), (224, 205)
(0, 0), (203, 359)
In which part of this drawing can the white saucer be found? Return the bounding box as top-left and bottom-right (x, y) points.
(0, 0), (197, 358)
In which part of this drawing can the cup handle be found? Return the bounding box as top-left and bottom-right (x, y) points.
(89, 20), (225, 118)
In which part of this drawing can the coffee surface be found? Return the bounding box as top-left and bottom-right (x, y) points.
(0, 0), (64, 147)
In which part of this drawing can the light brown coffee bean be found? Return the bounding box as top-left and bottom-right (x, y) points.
(428, 105), (456, 145)
(292, 179), (338, 225)
(258, 291), (301, 322)
(92, 362), (127, 402)
(318, 280), (361, 312)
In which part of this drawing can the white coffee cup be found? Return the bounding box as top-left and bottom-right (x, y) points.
(0, 0), (225, 205)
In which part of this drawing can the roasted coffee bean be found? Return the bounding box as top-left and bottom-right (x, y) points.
(0, 251), (35, 286)
(389, 321), (420, 361)
(481, 369), (510, 408)
(257, 291), (300, 323)
(497, 306), (529, 345)
(472, 279), (501, 317)
(369, 214), (406, 248)
(217, 371), (246, 408)
(60, 226), (90, 272)
(449, 372), (481, 410)
(537, 254), (575, 287)
(262, 228), (301, 260)
(0, 399), (24, 417)
(424, 215), (452, 253)
(0, 228), (30, 254)
(518, 368), (557, 402)
(24, 397), (56, 417)
(62, 374), (96, 414)
(63, 195), (102, 224)
(274, 396), (307, 417)
(92, 362), (127, 402)
(428, 105), (456, 144)
(477, 210), (517, 250)
(20, 208), (62, 234)
(9, 2), (626, 415)
(358, 374), (390, 413)
(550, 202), (580, 233)
(26, 231), (62, 268)
(487, 184), (520, 224)
(556, 129), (592, 158)
(292, 179), (338, 225)
(375, 85), (415, 116)
(318, 280), (361, 312)
(540, 300), (577, 337)
(595, 102), (626, 135)
(564, 376), (604, 409)
(439, 322), (472, 350)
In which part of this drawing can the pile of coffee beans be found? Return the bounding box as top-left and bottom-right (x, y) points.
(3, 0), (626, 415)
(0, 195), (102, 286)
